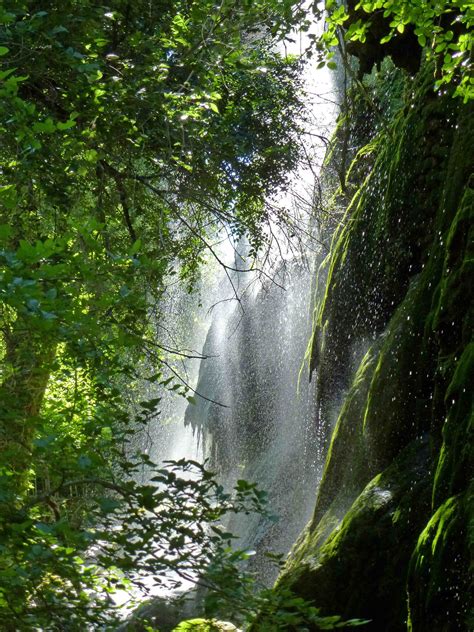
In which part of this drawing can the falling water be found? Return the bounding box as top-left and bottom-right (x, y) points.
(184, 256), (321, 584)
(143, 11), (339, 594)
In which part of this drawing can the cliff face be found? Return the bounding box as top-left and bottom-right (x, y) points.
(275, 65), (473, 631)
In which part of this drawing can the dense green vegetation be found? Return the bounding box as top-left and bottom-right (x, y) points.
(0, 1), (308, 628)
(0, 0), (472, 630)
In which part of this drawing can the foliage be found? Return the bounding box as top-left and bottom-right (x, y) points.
(315, 0), (473, 101)
(0, 0), (309, 629)
(0, 0), (306, 268)
(243, 585), (370, 630)
(0, 453), (271, 629)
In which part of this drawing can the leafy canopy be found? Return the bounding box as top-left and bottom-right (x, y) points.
(0, 0), (307, 628)
(314, 0), (473, 101)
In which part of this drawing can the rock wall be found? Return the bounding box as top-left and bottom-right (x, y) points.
(272, 65), (473, 631)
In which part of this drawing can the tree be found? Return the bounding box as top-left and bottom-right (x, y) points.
(0, 0), (304, 486)
(0, 1), (308, 627)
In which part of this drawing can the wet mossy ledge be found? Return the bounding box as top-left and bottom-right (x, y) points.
(270, 65), (473, 631)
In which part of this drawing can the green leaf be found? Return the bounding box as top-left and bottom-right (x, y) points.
(130, 239), (142, 255)
(98, 497), (122, 513)
(57, 118), (76, 130)
(83, 149), (98, 162)
(0, 68), (15, 80)
(33, 118), (56, 133)
(78, 454), (92, 469)
(139, 398), (162, 411)
(51, 25), (69, 35)
(0, 223), (12, 242)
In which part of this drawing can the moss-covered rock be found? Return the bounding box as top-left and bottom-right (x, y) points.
(309, 67), (459, 418)
(173, 620), (240, 631)
(407, 488), (473, 631)
(308, 267), (438, 541)
(275, 65), (473, 631)
(309, 342), (380, 531)
(277, 439), (431, 631)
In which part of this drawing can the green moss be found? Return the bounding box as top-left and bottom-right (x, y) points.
(432, 342), (474, 509)
(428, 170), (474, 509)
(286, 498), (345, 575)
(310, 65), (460, 415)
(277, 440), (432, 631)
(310, 343), (379, 528)
(361, 271), (437, 470)
(273, 64), (473, 631)
(309, 266), (437, 537)
(407, 489), (473, 631)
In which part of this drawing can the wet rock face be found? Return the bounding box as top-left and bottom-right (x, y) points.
(118, 595), (200, 632)
(174, 621), (240, 631)
(273, 68), (473, 630)
(285, 440), (432, 632)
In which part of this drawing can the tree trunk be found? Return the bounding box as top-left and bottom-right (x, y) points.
(0, 321), (55, 499)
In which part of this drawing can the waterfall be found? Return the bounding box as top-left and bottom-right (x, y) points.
(142, 42), (338, 595)
(183, 256), (321, 584)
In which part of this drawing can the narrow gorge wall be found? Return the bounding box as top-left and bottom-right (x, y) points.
(271, 65), (473, 631)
